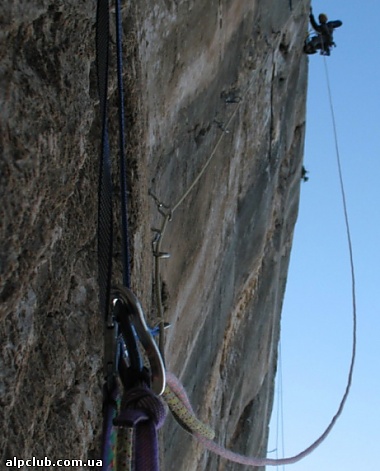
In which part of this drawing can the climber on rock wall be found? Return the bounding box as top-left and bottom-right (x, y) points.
(304, 8), (343, 56)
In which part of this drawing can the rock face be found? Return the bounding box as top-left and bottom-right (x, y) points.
(0, 1), (309, 470)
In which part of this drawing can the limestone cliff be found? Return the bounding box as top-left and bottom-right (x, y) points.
(0, 1), (309, 470)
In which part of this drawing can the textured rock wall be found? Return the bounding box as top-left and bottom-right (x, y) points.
(0, 1), (102, 464)
(1, 1), (309, 470)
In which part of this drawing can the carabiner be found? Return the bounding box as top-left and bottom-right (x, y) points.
(111, 286), (166, 396)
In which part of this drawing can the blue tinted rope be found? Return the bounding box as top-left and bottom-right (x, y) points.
(115, 0), (131, 288)
(96, 0), (113, 327)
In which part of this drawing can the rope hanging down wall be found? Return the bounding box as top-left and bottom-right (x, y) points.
(149, 23), (357, 471)
(95, 1), (357, 468)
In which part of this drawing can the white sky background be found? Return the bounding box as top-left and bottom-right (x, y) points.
(268, 1), (380, 470)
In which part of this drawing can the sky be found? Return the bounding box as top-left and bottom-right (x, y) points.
(267, 1), (380, 470)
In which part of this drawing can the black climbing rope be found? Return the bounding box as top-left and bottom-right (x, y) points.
(96, 1), (166, 470)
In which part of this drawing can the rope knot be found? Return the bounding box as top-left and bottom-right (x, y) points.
(114, 386), (167, 430)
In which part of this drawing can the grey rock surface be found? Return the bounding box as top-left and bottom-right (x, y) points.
(1, 1), (309, 470)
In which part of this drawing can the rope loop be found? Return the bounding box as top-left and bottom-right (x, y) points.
(111, 386), (165, 471)
(115, 386), (167, 430)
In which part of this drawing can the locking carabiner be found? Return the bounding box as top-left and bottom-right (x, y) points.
(111, 286), (166, 396)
